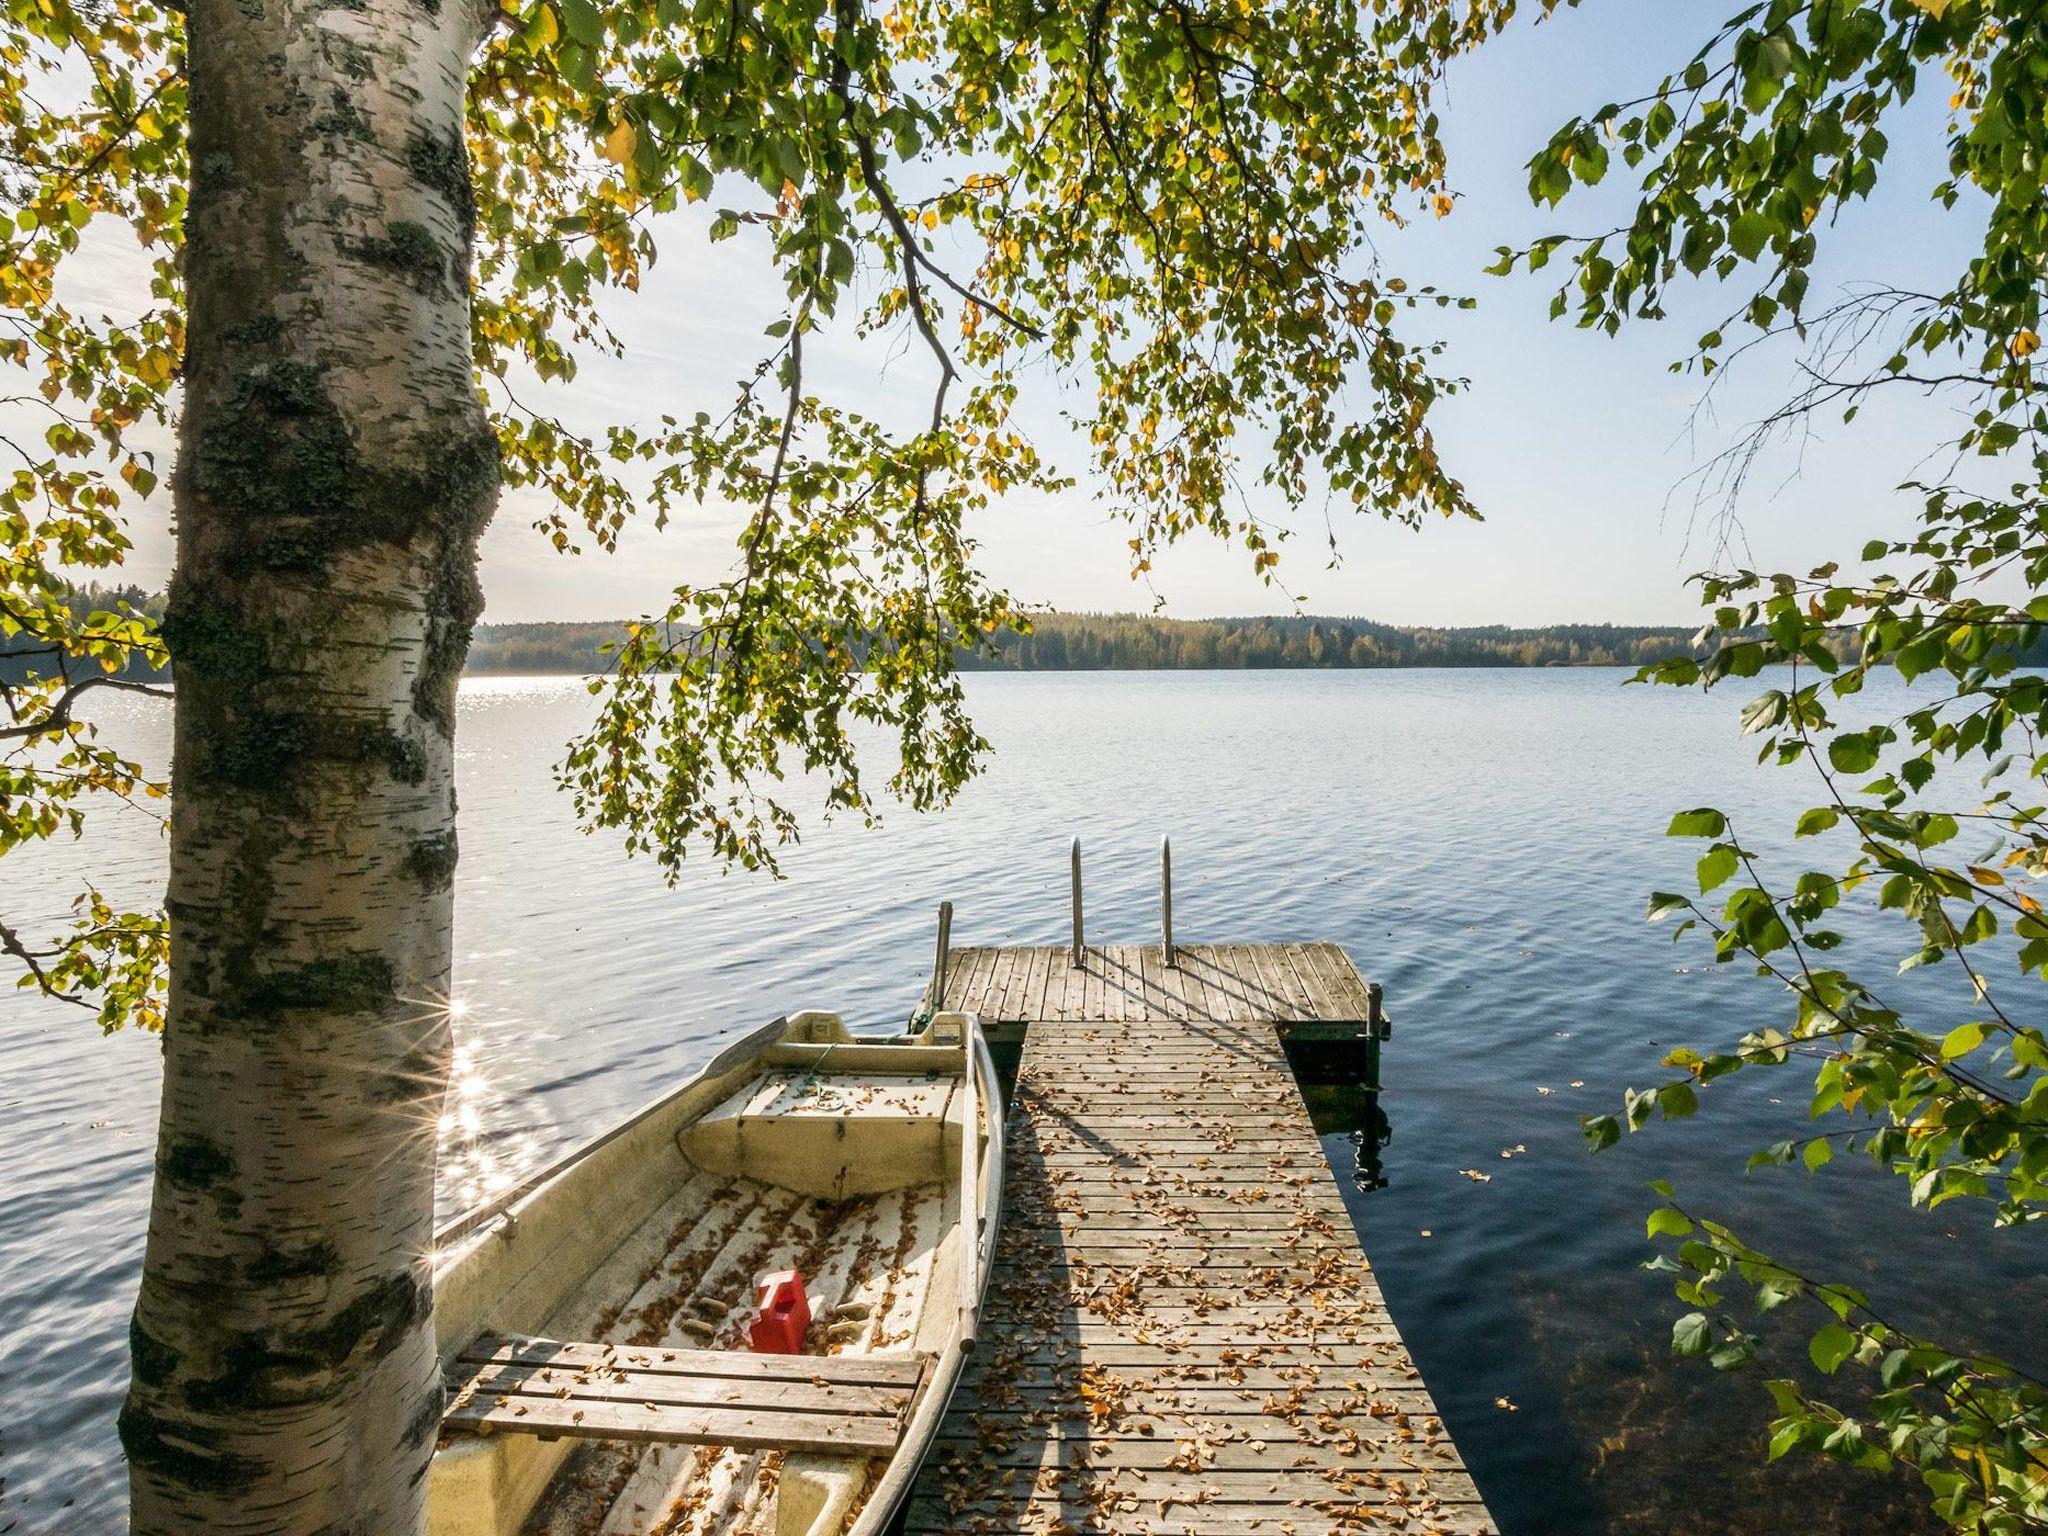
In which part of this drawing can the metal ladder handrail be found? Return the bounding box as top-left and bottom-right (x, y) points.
(935, 834), (1184, 991)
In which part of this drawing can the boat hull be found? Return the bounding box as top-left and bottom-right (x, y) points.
(427, 1011), (1001, 1536)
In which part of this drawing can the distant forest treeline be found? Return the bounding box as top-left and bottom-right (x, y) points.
(466, 612), (1769, 673)
(19, 595), (2048, 683)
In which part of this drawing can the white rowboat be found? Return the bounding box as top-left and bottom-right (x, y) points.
(427, 1010), (1001, 1536)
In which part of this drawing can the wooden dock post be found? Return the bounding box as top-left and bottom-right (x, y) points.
(1068, 835), (1083, 969)
(1160, 835), (1175, 967)
(911, 932), (1496, 1535)
(1367, 977), (1387, 1090)
(929, 900), (952, 1016)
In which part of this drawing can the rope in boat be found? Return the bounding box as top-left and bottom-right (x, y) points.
(782, 1037), (839, 1103)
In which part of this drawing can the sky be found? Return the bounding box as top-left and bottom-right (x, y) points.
(34, 1), (1994, 628)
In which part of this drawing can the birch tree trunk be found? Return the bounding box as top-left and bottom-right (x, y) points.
(121, 0), (496, 1525)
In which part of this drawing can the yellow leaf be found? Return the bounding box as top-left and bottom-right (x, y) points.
(602, 121), (636, 166)
(2013, 329), (2041, 360)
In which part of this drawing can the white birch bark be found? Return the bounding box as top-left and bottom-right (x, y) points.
(122, 0), (497, 1526)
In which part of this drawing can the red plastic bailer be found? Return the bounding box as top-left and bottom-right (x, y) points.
(749, 1269), (811, 1354)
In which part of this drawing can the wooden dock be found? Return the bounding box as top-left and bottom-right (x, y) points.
(905, 938), (1497, 1535)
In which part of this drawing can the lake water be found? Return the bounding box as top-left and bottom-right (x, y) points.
(2, 670), (2041, 1533)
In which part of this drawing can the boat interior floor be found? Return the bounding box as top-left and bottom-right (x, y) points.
(518, 1168), (948, 1536)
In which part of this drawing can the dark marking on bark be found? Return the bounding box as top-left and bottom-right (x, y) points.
(196, 707), (427, 790)
(118, 1403), (266, 1495)
(370, 1021), (448, 1104)
(130, 1316), (181, 1389)
(188, 359), (362, 573)
(162, 1136), (235, 1191)
(182, 1270), (431, 1413)
(385, 727), (429, 783)
(412, 421), (498, 734)
(218, 951), (397, 1020)
(244, 1239), (342, 1285)
(353, 220), (449, 295)
(195, 151), (239, 199)
(404, 828), (459, 886)
(328, 35), (377, 79)
(202, 706), (309, 788)
(405, 127), (475, 232)
(159, 582), (271, 685)
(310, 90), (376, 144)
(222, 314), (284, 347)
(188, 351), (494, 595)
(403, 1380), (447, 1450)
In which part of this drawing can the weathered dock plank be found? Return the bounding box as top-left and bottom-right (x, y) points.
(908, 941), (1496, 1536)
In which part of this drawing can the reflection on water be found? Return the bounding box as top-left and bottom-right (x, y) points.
(1315, 1090), (1393, 1193)
(437, 1034), (545, 1215)
(1, 671), (2041, 1533)
(1291, 1055), (1393, 1192)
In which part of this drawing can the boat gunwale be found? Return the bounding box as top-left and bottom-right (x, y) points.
(848, 1015), (1004, 1536)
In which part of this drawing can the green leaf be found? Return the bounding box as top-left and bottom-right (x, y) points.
(677, 154), (714, 203)
(1739, 690), (1786, 734)
(1648, 891), (1692, 921)
(1767, 1419), (1806, 1462)
(1809, 1322), (1857, 1375)
(556, 39), (595, 92)
(1697, 843), (1739, 893)
(1647, 1206), (1694, 1239)
(1940, 1022), (1988, 1060)
(1729, 210), (1774, 261)
(1827, 733), (1879, 774)
(1657, 1081), (1699, 1118)
(1880, 1349), (1913, 1389)
(1794, 807), (1838, 837)
(556, 0), (601, 47)
(1668, 808), (1727, 838)
(1958, 904), (1995, 945)
(1672, 1312), (1713, 1357)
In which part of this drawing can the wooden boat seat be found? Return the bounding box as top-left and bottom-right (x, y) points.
(678, 1068), (963, 1199)
(443, 1333), (926, 1458)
